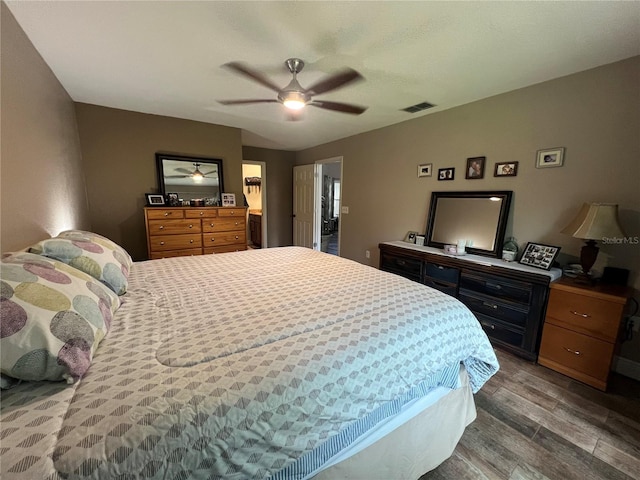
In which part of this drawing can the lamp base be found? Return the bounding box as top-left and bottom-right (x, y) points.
(579, 239), (599, 283)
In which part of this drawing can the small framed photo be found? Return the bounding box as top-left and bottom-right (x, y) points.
(494, 161), (519, 177)
(466, 156), (485, 179)
(519, 242), (561, 270)
(221, 193), (236, 207)
(146, 193), (165, 206)
(536, 147), (565, 168)
(166, 192), (179, 206)
(404, 231), (418, 244)
(438, 167), (455, 181)
(417, 163), (433, 177)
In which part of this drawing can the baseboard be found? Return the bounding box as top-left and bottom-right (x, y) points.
(613, 356), (640, 382)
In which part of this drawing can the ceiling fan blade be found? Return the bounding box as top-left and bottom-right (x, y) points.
(223, 62), (282, 93)
(166, 175), (189, 178)
(200, 170), (217, 176)
(175, 168), (193, 174)
(308, 100), (367, 115)
(218, 99), (280, 105)
(305, 68), (363, 95)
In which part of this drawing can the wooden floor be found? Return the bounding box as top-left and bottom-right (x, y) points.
(421, 348), (640, 480)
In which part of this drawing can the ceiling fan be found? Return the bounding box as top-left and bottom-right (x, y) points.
(218, 58), (367, 116)
(165, 163), (216, 183)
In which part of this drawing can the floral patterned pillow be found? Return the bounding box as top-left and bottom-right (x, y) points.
(29, 231), (131, 295)
(0, 252), (120, 384)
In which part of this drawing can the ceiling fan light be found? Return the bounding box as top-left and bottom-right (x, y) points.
(283, 99), (306, 110)
(282, 91), (308, 110)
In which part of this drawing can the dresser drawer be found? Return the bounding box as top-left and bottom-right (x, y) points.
(204, 245), (248, 254)
(424, 278), (457, 297)
(459, 290), (529, 329)
(380, 253), (422, 281)
(546, 289), (624, 342)
(539, 323), (614, 382)
(148, 219), (202, 235)
(218, 208), (245, 217)
(146, 208), (185, 220)
(460, 272), (532, 305)
(202, 217), (246, 233)
(203, 231), (246, 247)
(185, 209), (218, 219)
(149, 234), (202, 251)
(150, 248), (202, 260)
(425, 262), (459, 285)
(476, 313), (525, 348)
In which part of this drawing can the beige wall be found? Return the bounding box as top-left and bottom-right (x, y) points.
(242, 146), (295, 247)
(296, 57), (639, 285)
(296, 57), (640, 363)
(74, 104), (244, 261)
(1, 3), (90, 252)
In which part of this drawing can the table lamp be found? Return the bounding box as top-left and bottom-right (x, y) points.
(561, 203), (625, 284)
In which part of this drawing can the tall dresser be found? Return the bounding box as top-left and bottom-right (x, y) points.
(144, 207), (247, 259)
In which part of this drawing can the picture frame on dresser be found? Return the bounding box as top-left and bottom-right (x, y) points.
(146, 193), (165, 206)
(519, 242), (560, 270)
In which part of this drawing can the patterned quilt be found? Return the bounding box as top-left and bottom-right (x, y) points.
(1, 247), (498, 479)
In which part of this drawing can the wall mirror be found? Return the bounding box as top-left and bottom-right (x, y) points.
(425, 191), (513, 257)
(156, 153), (224, 205)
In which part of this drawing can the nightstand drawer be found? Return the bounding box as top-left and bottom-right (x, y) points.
(546, 289), (624, 342)
(539, 323), (614, 382)
(149, 234), (202, 251)
(148, 219), (202, 235)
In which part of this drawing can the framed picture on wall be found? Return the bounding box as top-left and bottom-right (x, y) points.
(417, 163), (433, 177)
(145, 193), (165, 206)
(465, 156), (485, 179)
(536, 147), (565, 168)
(222, 193), (236, 207)
(494, 161), (519, 177)
(438, 168), (455, 181)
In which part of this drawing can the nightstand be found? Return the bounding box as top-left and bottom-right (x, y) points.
(538, 278), (633, 391)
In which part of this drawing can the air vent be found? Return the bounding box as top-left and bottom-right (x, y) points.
(401, 101), (436, 113)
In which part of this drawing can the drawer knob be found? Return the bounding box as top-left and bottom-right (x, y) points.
(437, 266), (444, 270)
(164, 212), (171, 217)
(230, 211), (235, 215)
(397, 260), (406, 266)
(159, 225), (164, 230)
(190, 239), (193, 243)
(200, 212), (204, 216)
(189, 224), (193, 228)
(235, 235), (239, 240)
(570, 310), (591, 318)
(210, 223), (215, 227)
(564, 347), (581, 355)
(486, 282), (502, 290)
(483, 302), (498, 310)
(160, 241), (165, 246)
(211, 238), (215, 242)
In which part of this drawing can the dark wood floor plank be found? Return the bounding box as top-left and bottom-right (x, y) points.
(423, 347), (640, 480)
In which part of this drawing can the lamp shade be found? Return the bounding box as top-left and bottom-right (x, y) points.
(561, 203), (626, 240)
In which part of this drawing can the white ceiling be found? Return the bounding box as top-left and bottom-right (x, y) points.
(6, 1), (640, 151)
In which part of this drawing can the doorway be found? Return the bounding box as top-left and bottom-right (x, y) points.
(242, 161), (267, 248)
(292, 157), (342, 255)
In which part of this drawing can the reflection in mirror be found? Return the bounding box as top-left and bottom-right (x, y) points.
(425, 191), (512, 257)
(156, 154), (224, 205)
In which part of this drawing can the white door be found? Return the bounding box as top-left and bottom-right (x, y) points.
(293, 164), (317, 249)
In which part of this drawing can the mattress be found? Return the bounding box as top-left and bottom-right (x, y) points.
(1, 247), (498, 479)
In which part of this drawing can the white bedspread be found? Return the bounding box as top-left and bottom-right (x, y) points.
(1, 247), (498, 479)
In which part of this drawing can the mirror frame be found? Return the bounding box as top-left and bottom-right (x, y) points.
(156, 153), (225, 204)
(425, 190), (513, 258)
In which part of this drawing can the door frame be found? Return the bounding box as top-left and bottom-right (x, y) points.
(316, 156), (343, 255)
(242, 160), (267, 247)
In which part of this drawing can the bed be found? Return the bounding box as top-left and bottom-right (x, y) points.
(1, 240), (498, 479)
